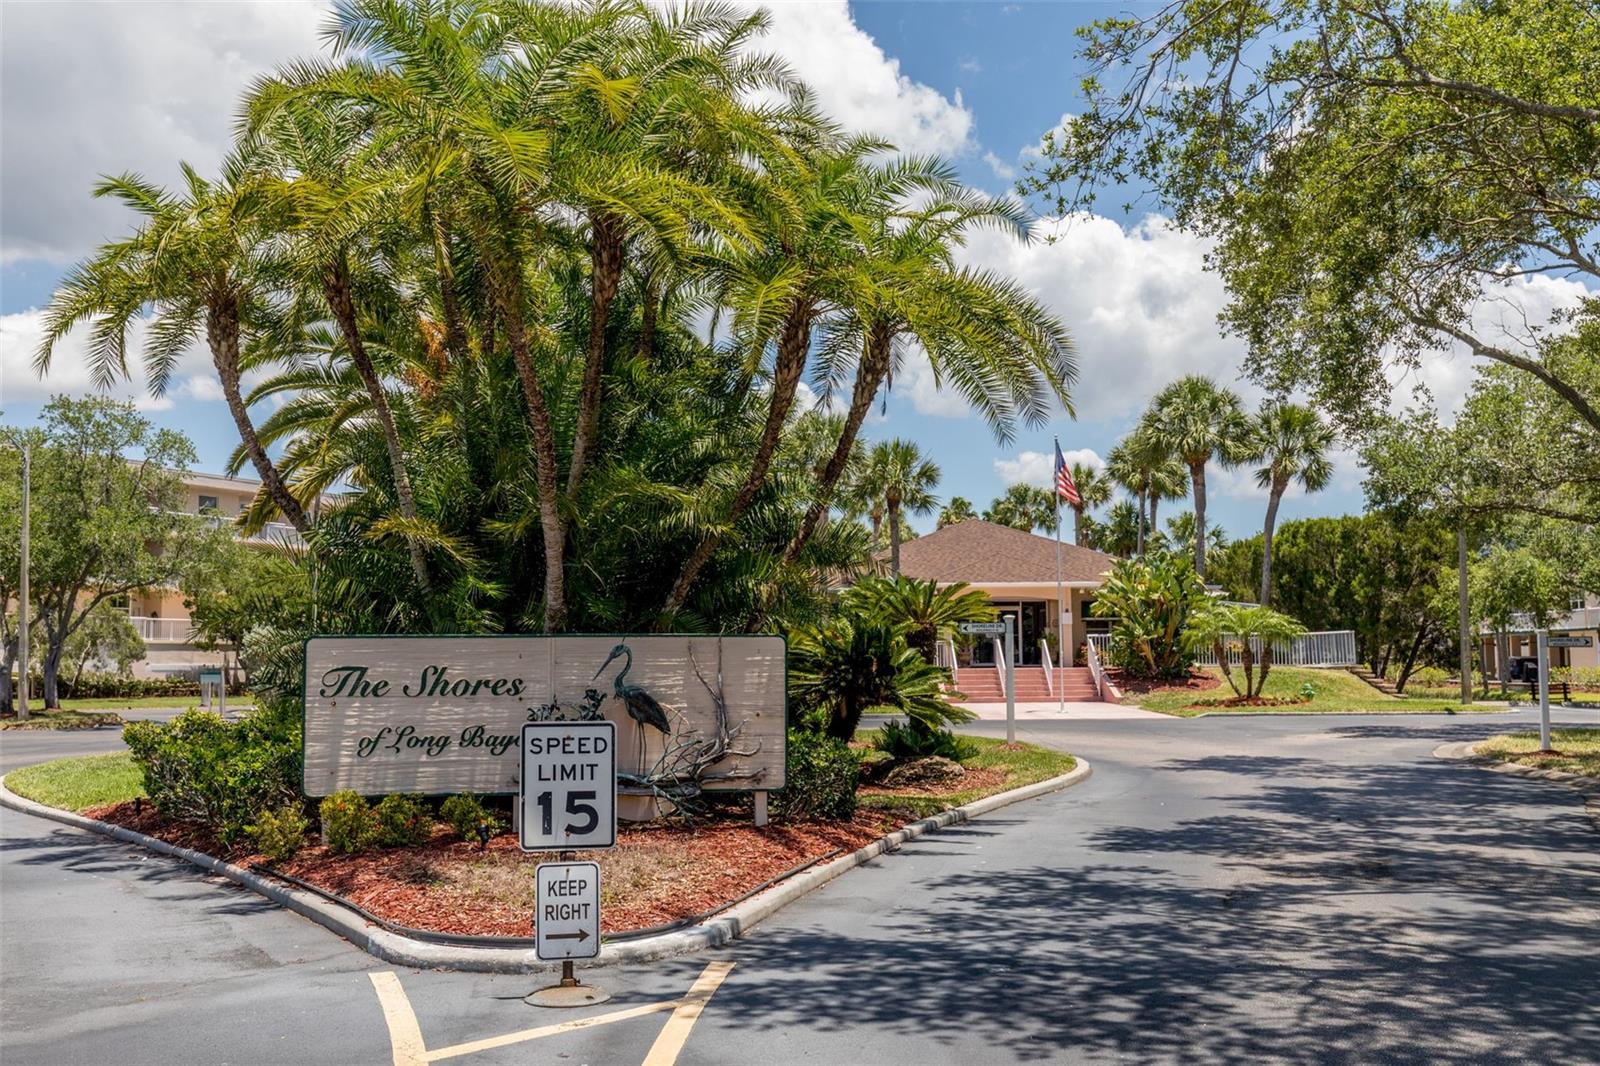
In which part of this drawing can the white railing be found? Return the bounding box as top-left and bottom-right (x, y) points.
(935, 638), (958, 671)
(1040, 639), (1054, 696)
(992, 638), (1006, 698)
(1086, 629), (1358, 668)
(130, 616), (194, 643)
(168, 510), (306, 549)
(1085, 636), (1107, 701)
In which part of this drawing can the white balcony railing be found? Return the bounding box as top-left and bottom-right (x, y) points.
(130, 616), (194, 643)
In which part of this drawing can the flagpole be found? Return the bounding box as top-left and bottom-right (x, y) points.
(1054, 437), (1065, 718)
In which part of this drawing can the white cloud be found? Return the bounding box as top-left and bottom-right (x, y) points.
(993, 447), (1103, 489)
(753, 2), (974, 157)
(1, 1), (327, 266)
(0, 309), (221, 410)
(958, 57), (983, 75)
(983, 151), (1017, 181)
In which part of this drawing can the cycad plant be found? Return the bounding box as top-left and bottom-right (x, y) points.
(788, 614), (969, 741)
(842, 576), (995, 662)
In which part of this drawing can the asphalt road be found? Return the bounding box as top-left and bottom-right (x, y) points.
(3, 706), (1597, 1065)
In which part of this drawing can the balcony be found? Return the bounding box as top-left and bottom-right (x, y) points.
(130, 616), (194, 644)
(167, 510), (306, 549)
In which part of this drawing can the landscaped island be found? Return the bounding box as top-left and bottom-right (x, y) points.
(4, 731), (1074, 938)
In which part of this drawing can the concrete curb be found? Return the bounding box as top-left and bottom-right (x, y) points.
(1433, 741), (1600, 831)
(0, 758), (1091, 974)
(1186, 707), (1517, 718)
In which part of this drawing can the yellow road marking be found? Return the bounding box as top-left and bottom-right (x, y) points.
(640, 961), (737, 1066)
(369, 960), (736, 1066)
(369, 972), (428, 1066)
(425, 1000), (678, 1062)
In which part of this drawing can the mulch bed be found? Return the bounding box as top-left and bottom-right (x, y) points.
(1108, 669), (1223, 696)
(83, 762), (1013, 937)
(1185, 695), (1310, 709)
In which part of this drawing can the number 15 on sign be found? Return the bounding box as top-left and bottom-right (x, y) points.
(519, 722), (617, 851)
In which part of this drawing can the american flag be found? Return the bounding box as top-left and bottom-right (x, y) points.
(1054, 440), (1080, 506)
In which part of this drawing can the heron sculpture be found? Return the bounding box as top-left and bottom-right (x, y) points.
(594, 643), (670, 774)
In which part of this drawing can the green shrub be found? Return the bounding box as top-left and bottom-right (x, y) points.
(1408, 666), (1451, 688)
(773, 730), (859, 821)
(1092, 552), (1205, 680)
(319, 790), (378, 854)
(873, 718), (977, 762)
(374, 793), (434, 847)
(440, 794), (501, 840)
(250, 805), (309, 863)
(122, 702), (302, 844)
(788, 613), (971, 741)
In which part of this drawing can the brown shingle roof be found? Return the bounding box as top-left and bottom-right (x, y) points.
(891, 518), (1117, 584)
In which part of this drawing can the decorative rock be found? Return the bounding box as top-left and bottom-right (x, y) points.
(882, 756), (965, 789)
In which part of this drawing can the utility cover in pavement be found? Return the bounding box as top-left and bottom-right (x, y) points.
(535, 861), (601, 961)
(520, 721), (616, 851)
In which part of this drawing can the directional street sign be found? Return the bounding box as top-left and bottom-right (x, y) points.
(520, 721), (617, 851)
(535, 861), (601, 961)
(1548, 635), (1594, 648)
(959, 621), (1007, 635)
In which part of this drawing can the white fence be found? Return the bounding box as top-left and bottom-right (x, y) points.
(1087, 629), (1358, 668)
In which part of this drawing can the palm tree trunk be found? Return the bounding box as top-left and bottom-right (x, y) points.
(1149, 492), (1162, 551)
(324, 259), (430, 593)
(636, 272), (659, 363)
(665, 299), (814, 615)
(888, 493), (903, 575)
(491, 272), (568, 631)
(1072, 504), (1084, 546)
(784, 324), (890, 565)
(429, 206), (470, 364)
(1135, 488), (1147, 556)
(567, 211), (626, 499)
(1260, 477), (1286, 606)
(1190, 462), (1208, 577)
(206, 300), (308, 533)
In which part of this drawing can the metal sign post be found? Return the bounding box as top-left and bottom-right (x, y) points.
(520, 722), (616, 1007)
(1536, 630), (1552, 752)
(1003, 615), (1015, 744)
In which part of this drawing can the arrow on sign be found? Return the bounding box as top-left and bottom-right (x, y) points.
(545, 929), (591, 942)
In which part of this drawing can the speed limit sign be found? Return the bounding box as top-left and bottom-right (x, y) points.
(519, 721), (616, 851)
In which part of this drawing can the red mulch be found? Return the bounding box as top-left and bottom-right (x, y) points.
(84, 801), (900, 937)
(1184, 695), (1310, 709)
(1108, 669), (1222, 696)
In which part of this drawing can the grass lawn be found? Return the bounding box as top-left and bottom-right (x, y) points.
(4, 752), (146, 811)
(0, 708), (126, 730)
(1131, 666), (1485, 717)
(854, 732), (1076, 819)
(1477, 728), (1600, 778)
(57, 695), (253, 711)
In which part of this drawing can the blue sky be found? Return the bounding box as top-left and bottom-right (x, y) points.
(5, 0), (1530, 544)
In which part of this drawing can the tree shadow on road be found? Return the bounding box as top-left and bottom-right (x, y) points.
(723, 752), (1600, 1064)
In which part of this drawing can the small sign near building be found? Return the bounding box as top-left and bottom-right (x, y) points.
(519, 722), (616, 852)
(534, 861), (601, 961)
(1548, 635), (1594, 649)
(958, 621), (1007, 635)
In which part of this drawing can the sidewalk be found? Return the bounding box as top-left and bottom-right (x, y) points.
(956, 700), (1166, 721)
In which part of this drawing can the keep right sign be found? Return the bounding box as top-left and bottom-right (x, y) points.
(535, 861), (601, 961)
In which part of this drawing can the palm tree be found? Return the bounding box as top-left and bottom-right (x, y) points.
(937, 496), (977, 528)
(36, 161), (309, 532)
(1253, 402), (1335, 606)
(1106, 429), (1186, 556)
(1100, 499), (1142, 557)
(246, 93), (433, 591)
(784, 179), (1076, 564)
(984, 483), (1060, 534)
(873, 440), (940, 575)
(1067, 462), (1111, 546)
(1145, 376), (1255, 577)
